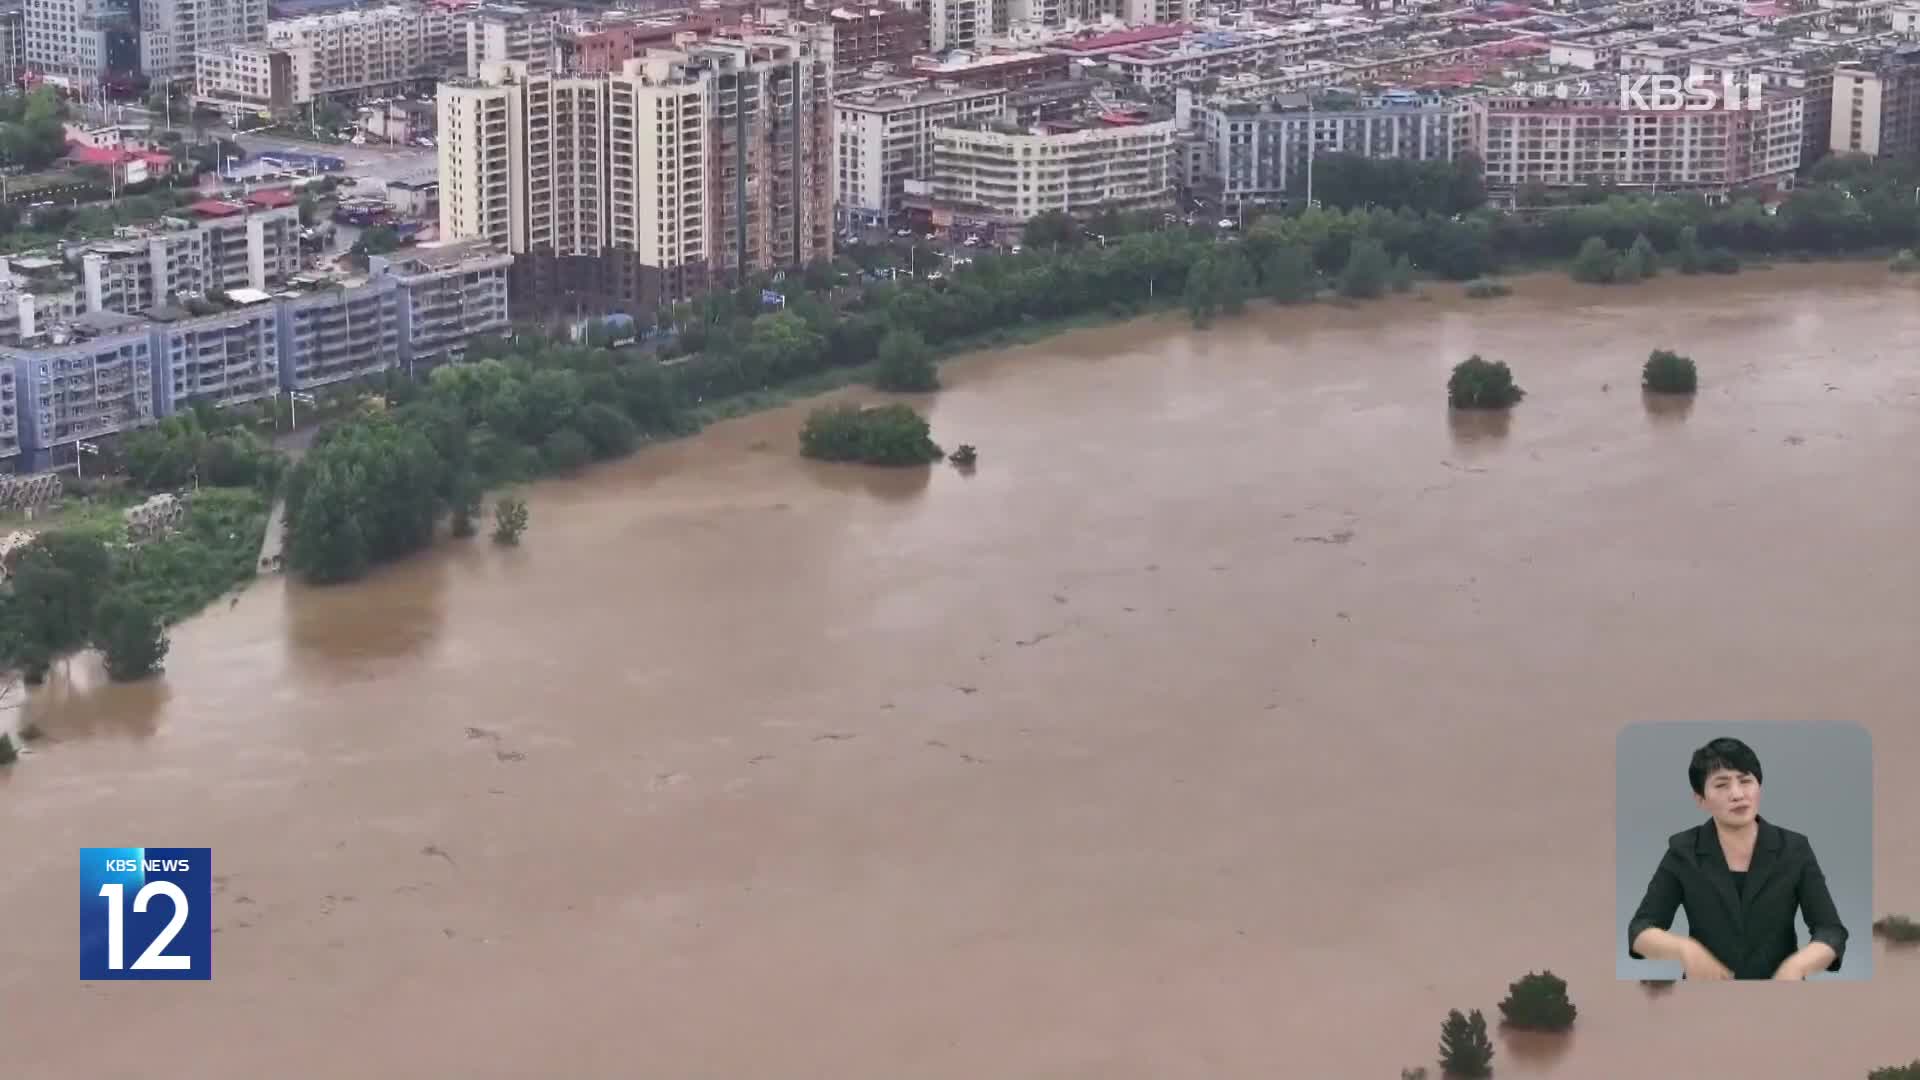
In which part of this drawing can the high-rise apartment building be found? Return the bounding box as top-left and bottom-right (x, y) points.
(139, 0), (267, 84)
(439, 30), (831, 314)
(0, 3), (27, 85)
(22, 0), (112, 86)
(1831, 46), (1920, 158)
(932, 113), (1177, 221)
(465, 3), (552, 77)
(927, 0), (982, 53)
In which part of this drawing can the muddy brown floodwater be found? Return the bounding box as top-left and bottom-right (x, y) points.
(3, 264), (1918, 1079)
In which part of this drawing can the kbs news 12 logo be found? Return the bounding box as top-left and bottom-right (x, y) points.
(1618, 73), (1767, 112)
(79, 848), (212, 981)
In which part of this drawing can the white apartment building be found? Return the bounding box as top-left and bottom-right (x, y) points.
(928, 0), (983, 52)
(268, 4), (454, 95)
(22, 0), (110, 86)
(198, 3), (456, 111)
(2, 4), (30, 86)
(1473, 91), (1802, 195)
(834, 76), (1006, 226)
(1199, 90), (1471, 204)
(932, 116), (1177, 222)
(140, 0), (268, 84)
(77, 205), (303, 316)
(1831, 48), (1920, 157)
(465, 3), (552, 78)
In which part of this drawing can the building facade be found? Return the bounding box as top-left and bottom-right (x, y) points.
(140, 0), (268, 84)
(465, 3), (552, 77)
(1473, 90), (1802, 195)
(1199, 90), (1471, 204)
(1831, 47), (1920, 158)
(2, 312), (156, 471)
(834, 76), (1006, 226)
(77, 204), (303, 315)
(932, 115), (1177, 222)
(440, 31), (831, 315)
(825, 3), (927, 74)
(148, 301), (282, 414)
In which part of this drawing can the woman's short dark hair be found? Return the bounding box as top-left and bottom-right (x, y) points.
(1689, 737), (1764, 795)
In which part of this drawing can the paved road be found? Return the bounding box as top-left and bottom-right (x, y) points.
(229, 132), (437, 189)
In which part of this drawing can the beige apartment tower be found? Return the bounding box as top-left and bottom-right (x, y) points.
(438, 32), (830, 314)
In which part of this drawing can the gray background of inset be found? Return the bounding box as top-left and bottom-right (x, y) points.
(1615, 721), (1873, 981)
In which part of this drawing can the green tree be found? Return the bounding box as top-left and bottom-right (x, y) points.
(1217, 249), (1255, 315)
(1389, 253), (1416, 292)
(576, 402), (638, 459)
(1262, 244), (1317, 303)
(1022, 210), (1077, 250)
(11, 533), (112, 654)
(93, 592), (170, 682)
(285, 464), (371, 584)
(449, 473), (481, 538)
(1642, 349), (1698, 394)
(1438, 1008), (1494, 1078)
(492, 495), (529, 546)
(0, 732), (15, 765)
(874, 325), (939, 392)
(541, 427), (592, 473)
(1572, 236), (1618, 284)
(1625, 233), (1659, 278)
(799, 403), (943, 466)
(1675, 226), (1704, 274)
(1339, 238), (1392, 299)
(1448, 355), (1525, 410)
(1184, 252), (1222, 327)
(1497, 970), (1577, 1033)
(1869, 1063), (1920, 1080)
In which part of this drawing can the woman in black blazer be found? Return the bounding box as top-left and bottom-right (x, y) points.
(1627, 737), (1849, 980)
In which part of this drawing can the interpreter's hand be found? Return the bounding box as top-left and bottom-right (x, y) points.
(1681, 941), (1733, 980)
(1771, 957), (1810, 981)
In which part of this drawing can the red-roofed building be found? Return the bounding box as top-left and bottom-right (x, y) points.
(65, 142), (175, 187)
(246, 188), (299, 209)
(189, 199), (248, 218)
(1049, 24), (1187, 56)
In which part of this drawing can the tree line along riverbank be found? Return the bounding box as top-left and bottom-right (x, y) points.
(3, 152), (1918, 711)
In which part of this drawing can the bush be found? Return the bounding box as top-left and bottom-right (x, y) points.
(93, 591), (170, 681)
(541, 427), (592, 473)
(492, 495), (528, 546)
(1263, 244), (1317, 303)
(1643, 349), (1698, 394)
(1873, 914), (1920, 943)
(0, 732), (16, 766)
(576, 403), (637, 459)
(1622, 233), (1659, 280)
(1701, 247), (1741, 274)
(1571, 236), (1618, 284)
(1438, 1008), (1494, 1078)
(1448, 355), (1525, 410)
(799, 403), (943, 466)
(1869, 1063), (1920, 1080)
(1340, 238), (1392, 299)
(874, 326), (939, 392)
(1891, 249), (1920, 273)
(1497, 970), (1577, 1032)
(1463, 278), (1511, 299)
(1389, 254), (1415, 293)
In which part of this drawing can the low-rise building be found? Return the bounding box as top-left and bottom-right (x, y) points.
(835, 75), (1007, 226)
(1198, 88), (1471, 205)
(276, 276), (404, 390)
(147, 297), (282, 414)
(77, 203), (303, 317)
(1473, 89), (1802, 197)
(371, 242), (512, 372)
(3, 312), (156, 471)
(931, 108), (1177, 223)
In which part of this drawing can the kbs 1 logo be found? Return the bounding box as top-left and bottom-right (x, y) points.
(1619, 73), (1767, 112)
(79, 848), (212, 980)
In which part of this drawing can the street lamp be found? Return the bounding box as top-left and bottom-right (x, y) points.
(287, 389), (316, 430)
(75, 440), (101, 480)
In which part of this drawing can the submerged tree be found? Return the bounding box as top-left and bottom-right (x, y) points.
(93, 592), (170, 682)
(1498, 970), (1577, 1032)
(1438, 1008), (1495, 1078)
(492, 494), (529, 546)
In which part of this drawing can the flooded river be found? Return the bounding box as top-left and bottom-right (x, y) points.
(3, 265), (1917, 1078)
